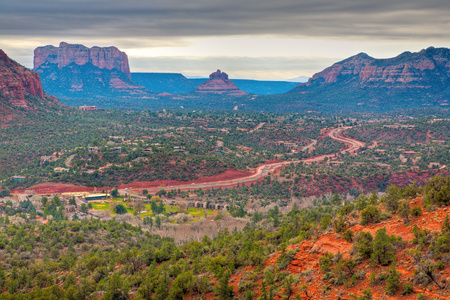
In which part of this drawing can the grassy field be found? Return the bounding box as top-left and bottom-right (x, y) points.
(91, 198), (212, 219)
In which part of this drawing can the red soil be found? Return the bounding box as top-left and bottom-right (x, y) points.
(11, 182), (109, 194)
(119, 169), (252, 189)
(12, 169), (253, 194)
(229, 198), (450, 300)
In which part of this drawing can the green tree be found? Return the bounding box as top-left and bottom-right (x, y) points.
(110, 188), (119, 198)
(80, 203), (88, 213)
(360, 205), (380, 225)
(354, 231), (373, 259)
(103, 273), (129, 300)
(115, 204), (127, 215)
(69, 196), (77, 207)
(397, 201), (410, 224)
(214, 270), (233, 300)
(385, 264), (400, 295)
(383, 185), (401, 212)
(371, 228), (395, 266)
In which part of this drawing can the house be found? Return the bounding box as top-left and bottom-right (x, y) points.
(110, 147), (122, 153)
(64, 205), (76, 212)
(84, 194), (107, 201)
(88, 147), (99, 153)
(79, 105), (98, 111)
(40, 155), (58, 164)
(12, 176), (26, 182)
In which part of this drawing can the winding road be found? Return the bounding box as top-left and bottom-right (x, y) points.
(130, 126), (364, 193)
(14, 127), (364, 195)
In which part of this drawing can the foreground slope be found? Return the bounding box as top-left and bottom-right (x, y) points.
(0, 176), (449, 299)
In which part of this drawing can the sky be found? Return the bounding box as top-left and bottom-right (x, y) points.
(1, 0), (450, 80)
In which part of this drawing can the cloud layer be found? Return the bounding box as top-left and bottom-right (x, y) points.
(1, 0), (449, 80)
(1, 0), (449, 40)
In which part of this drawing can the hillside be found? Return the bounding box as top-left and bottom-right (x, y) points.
(279, 47), (450, 112)
(0, 49), (60, 122)
(0, 176), (449, 299)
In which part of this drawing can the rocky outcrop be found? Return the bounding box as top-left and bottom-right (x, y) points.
(34, 42), (131, 78)
(284, 47), (450, 111)
(33, 42), (151, 99)
(196, 70), (248, 96)
(0, 49), (45, 109)
(299, 47), (450, 89)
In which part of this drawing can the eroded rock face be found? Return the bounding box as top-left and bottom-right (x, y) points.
(34, 42), (131, 79)
(33, 42), (151, 98)
(0, 49), (44, 109)
(196, 70), (248, 96)
(301, 47), (450, 89)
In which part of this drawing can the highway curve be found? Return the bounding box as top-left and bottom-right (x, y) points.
(135, 127), (364, 193)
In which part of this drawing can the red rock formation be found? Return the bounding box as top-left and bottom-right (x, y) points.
(0, 49), (45, 109)
(34, 42), (131, 79)
(300, 47), (450, 89)
(196, 70), (248, 96)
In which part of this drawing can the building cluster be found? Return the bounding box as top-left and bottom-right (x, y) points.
(187, 201), (230, 210)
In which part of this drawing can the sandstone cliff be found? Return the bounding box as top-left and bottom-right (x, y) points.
(299, 47), (450, 90)
(34, 42), (151, 99)
(0, 49), (46, 110)
(34, 42), (131, 79)
(195, 70), (248, 96)
(281, 47), (450, 111)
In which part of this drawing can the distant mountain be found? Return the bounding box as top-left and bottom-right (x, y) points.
(195, 70), (248, 96)
(131, 73), (197, 94)
(280, 47), (450, 111)
(34, 42), (151, 99)
(285, 76), (310, 83)
(0, 49), (59, 120)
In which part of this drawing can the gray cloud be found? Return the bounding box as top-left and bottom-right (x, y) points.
(1, 0), (449, 40)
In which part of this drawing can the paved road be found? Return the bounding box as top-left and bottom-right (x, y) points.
(138, 127), (364, 193)
(301, 139), (317, 151)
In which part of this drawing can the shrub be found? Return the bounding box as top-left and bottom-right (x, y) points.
(360, 206), (380, 225)
(385, 264), (400, 295)
(411, 206), (423, 217)
(343, 229), (354, 242)
(371, 228), (395, 266)
(423, 176), (450, 206)
(334, 215), (348, 233)
(354, 232), (373, 259)
(319, 252), (334, 273)
(397, 201), (411, 223)
(353, 289), (372, 300)
(384, 185), (402, 212)
(401, 282), (413, 295)
(379, 210), (392, 221)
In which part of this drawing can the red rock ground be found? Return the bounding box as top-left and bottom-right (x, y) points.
(228, 197), (450, 300)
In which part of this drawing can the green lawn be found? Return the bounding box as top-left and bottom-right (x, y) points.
(91, 202), (110, 210)
(91, 199), (199, 218)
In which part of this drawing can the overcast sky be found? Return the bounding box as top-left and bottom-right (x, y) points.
(1, 0), (449, 80)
